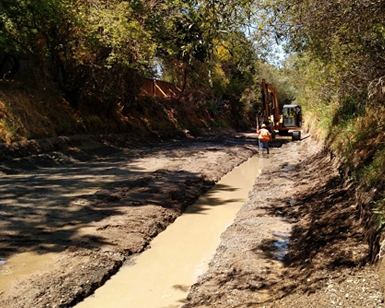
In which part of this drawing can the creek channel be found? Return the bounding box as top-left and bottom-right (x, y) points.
(74, 155), (268, 308)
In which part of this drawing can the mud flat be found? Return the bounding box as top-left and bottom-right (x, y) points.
(184, 136), (384, 308)
(0, 130), (261, 308)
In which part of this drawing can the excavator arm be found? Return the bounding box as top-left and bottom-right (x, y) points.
(261, 79), (279, 125)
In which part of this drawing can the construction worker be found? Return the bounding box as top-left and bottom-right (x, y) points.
(257, 123), (272, 154)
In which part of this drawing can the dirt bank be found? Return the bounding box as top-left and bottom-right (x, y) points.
(0, 129), (264, 308)
(184, 137), (384, 307)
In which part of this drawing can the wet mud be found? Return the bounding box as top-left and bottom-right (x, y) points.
(1, 130), (383, 308)
(0, 129), (263, 308)
(184, 137), (384, 308)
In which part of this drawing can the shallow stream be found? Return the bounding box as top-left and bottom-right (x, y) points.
(74, 155), (266, 308)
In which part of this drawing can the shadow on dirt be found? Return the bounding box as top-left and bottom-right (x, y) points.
(254, 151), (369, 297)
(0, 168), (222, 256)
(0, 135), (255, 259)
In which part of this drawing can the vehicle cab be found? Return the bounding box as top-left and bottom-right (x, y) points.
(282, 105), (301, 128)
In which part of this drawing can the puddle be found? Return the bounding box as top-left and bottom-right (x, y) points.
(258, 155), (272, 174)
(75, 155), (266, 308)
(264, 217), (291, 261)
(0, 250), (59, 295)
(283, 164), (295, 171)
(273, 232), (291, 261)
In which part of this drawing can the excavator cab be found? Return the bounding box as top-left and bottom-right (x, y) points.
(282, 105), (301, 128)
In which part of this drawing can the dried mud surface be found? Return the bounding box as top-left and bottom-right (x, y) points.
(0, 129), (261, 308)
(184, 137), (384, 308)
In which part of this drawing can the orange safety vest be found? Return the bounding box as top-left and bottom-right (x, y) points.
(257, 128), (271, 142)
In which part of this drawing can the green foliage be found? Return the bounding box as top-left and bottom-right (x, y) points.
(211, 120), (228, 128)
(372, 199), (385, 230)
(0, 0), (267, 125)
(1, 118), (19, 139)
(259, 62), (297, 108)
(248, 0), (385, 239)
(80, 1), (156, 69)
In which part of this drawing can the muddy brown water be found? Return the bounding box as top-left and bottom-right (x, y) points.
(0, 251), (58, 295)
(74, 155), (266, 308)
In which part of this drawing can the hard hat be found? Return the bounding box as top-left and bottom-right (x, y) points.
(261, 124), (266, 128)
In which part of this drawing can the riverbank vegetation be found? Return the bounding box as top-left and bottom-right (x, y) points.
(266, 0), (385, 250)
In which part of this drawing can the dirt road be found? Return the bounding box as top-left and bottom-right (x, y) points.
(0, 129), (383, 308)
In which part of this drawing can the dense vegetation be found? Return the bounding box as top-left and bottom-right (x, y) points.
(0, 0), (277, 141)
(265, 0), (385, 227)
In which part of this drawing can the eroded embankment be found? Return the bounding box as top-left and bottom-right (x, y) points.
(0, 130), (259, 308)
(184, 137), (384, 308)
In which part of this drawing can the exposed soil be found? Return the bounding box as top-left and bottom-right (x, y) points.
(0, 129), (383, 308)
(184, 136), (384, 307)
(0, 128), (263, 308)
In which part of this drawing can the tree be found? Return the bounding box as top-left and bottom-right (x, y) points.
(1, 0), (268, 125)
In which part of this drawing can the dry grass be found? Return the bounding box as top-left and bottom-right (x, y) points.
(302, 111), (323, 139)
(303, 95), (384, 201)
(0, 80), (79, 144)
(310, 102), (385, 200)
(0, 80), (232, 145)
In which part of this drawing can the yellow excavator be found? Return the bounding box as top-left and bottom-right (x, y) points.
(260, 79), (302, 140)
